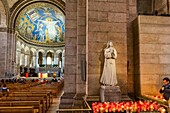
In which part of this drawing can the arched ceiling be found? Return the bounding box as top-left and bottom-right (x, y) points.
(0, 1), (7, 27)
(15, 2), (65, 45)
(7, 0), (18, 8)
(7, 0), (66, 8)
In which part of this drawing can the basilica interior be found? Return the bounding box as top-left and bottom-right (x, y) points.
(0, 0), (170, 113)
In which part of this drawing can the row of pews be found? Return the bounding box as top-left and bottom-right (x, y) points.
(0, 80), (64, 113)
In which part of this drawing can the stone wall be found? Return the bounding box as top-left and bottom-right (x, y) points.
(134, 15), (170, 96)
(0, 1), (7, 77)
(88, 0), (127, 95)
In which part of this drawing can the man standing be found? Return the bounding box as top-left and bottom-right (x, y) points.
(160, 77), (170, 100)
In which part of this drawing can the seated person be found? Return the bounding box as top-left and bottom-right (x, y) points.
(1, 79), (4, 84)
(2, 84), (9, 96)
(32, 79), (34, 82)
(160, 77), (170, 100)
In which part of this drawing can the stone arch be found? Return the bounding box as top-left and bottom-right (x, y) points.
(30, 48), (36, 56)
(0, 0), (8, 27)
(20, 43), (25, 54)
(9, 0), (65, 31)
(4, 0), (65, 73)
(16, 40), (21, 51)
(38, 49), (45, 55)
(25, 46), (30, 54)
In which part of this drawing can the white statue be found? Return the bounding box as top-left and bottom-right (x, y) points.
(100, 41), (118, 86)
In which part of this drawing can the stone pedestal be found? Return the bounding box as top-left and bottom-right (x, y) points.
(100, 85), (121, 102)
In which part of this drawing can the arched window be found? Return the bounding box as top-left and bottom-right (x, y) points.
(47, 52), (52, 65)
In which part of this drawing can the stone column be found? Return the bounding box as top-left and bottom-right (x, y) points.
(16, 50), (20, 65)
(20, 53), (24, 66)
(27, 54), (30, 67)
(36, 51), (39, 68)
(25, 54), (28, 66)
(61, 50), (65, 73)
(32, 55), (36, 67)
(16, 50), (20, 74)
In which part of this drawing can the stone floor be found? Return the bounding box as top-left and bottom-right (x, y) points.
(46, 97), (60, 113)
(46, 90), (64, 113)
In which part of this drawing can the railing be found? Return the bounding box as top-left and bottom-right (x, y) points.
(56, 96), (92, 113)
(138, 95), (168, 108)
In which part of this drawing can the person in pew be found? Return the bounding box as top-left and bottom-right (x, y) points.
(2, 84), (9, 96)
(52, 78), (57, 82)
(32, 79), (34, 82)
(1, 79), (4, 84)
(43, 78), (47, 83)
(160, 77), (170, 100)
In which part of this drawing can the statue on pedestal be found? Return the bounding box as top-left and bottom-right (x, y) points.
(100, 41), (121, 102)
(100, 41), (118, 86)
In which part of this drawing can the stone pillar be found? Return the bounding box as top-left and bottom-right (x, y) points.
(36, 51), (39, 68)
(16, 50), (20, 65)
(0, 9), (7, 77)
(20, 53), (24, 66)
(16, 50), (20, 74)
(27, 54), (30, 67)
(32, 55), (36, 67)
(63, 0), (78, 94)
(62, 50), (65, 73)
(75, 0), (87, 94)
(25, 54), (28, 66)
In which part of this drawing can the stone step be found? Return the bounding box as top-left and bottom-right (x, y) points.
(60, 93), (76, 105)
(59, 103), (73, 109)
(121, 95), (132, 101)
(72, 104), (83, 109)
(86, 96), (100, 102)
(62, 93), (75, 98)
(59, 93), (76, 109)
(73, 99), (83, 105)
(74, 93), (85, 99)
(60, 98), (74, 104)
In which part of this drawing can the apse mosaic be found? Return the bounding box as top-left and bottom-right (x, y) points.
(15, 2), (65, 44)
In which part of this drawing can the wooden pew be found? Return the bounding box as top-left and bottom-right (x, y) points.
(12, 91), (53, 104)
(0, 97), (47, 112)
(0, 106), (34, 113)
(0, 101), (43, 113)
(9, 93), (51, 109)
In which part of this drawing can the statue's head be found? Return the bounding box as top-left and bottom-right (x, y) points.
(109, 41), (113, 47)
(106, 41), (113, 48)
